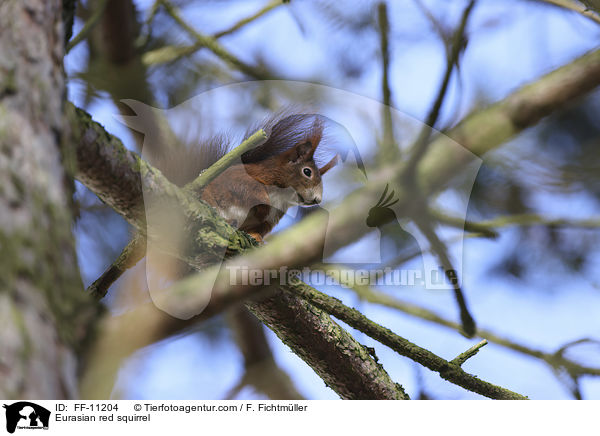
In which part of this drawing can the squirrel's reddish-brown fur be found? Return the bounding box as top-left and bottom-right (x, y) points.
(156, 113), (337, 242)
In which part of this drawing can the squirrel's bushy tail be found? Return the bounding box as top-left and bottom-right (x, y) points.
(153, 134), (231, 187)
(154, 109), (327, 187)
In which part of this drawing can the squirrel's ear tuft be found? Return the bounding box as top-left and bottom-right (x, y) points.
(319, 155), (339, 175)
(286, 140), (314, 163)
(285, 116), (323, 163)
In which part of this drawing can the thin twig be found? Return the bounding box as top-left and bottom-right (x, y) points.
(405, 0), (476, 172)
(363, 232), (491, 280)
(430, 209), (500, 238)
(413, 0), (449, 44)
(282, 279), (527, 399)
(412, 206), (477, 337)
(135, 0), (162, 49)
(142, 45), (202, 65)
(86, 233), (146, 300)
(159, 0), (269, 78)
(143, 0), (283, 65)
(396, 3), (479, 335)
(451, 339), (488, 366)
(433, 209), (600, 236)
(377, 2), (397, 163)
(337, 280), (600, 378)
(393, 2), (477, 334)
(144, 0), (282, 55)
(66, 0), (109, 53)
(470, 213), (600, 230)
(214, 0), (283, 38)
(186, 129), (267, 193)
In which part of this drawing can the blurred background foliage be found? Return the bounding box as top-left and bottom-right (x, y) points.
(66, 0), (600, 399)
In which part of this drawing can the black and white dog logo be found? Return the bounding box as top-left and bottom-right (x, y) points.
(3, 402), (50, 434)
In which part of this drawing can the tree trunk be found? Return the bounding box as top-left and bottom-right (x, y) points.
(0, 0), (96, 399)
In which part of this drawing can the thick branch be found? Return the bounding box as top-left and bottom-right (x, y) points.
(246, 288), (409, 399)
(68, 105), (146, 225)
(421, 48), (600, 192)
(71, 106), (406, 399)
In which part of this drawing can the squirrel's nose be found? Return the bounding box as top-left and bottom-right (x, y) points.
(299, 193), (321, 205)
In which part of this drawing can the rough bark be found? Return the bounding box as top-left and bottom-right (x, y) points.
(0, 0), (97, 399)
(246, 289), (408, 399)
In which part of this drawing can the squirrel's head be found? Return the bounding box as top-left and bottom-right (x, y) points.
(243, 115), (337, 207)
(274, 138), (338, 206)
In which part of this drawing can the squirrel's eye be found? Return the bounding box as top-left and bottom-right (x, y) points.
(303, 168), (312, 177)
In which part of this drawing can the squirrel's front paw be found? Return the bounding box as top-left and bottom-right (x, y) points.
(247, 231), (264, 244)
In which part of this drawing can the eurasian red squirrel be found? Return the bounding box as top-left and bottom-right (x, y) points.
(158, 113), (338, 243)
(88, 112), (337, 299)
